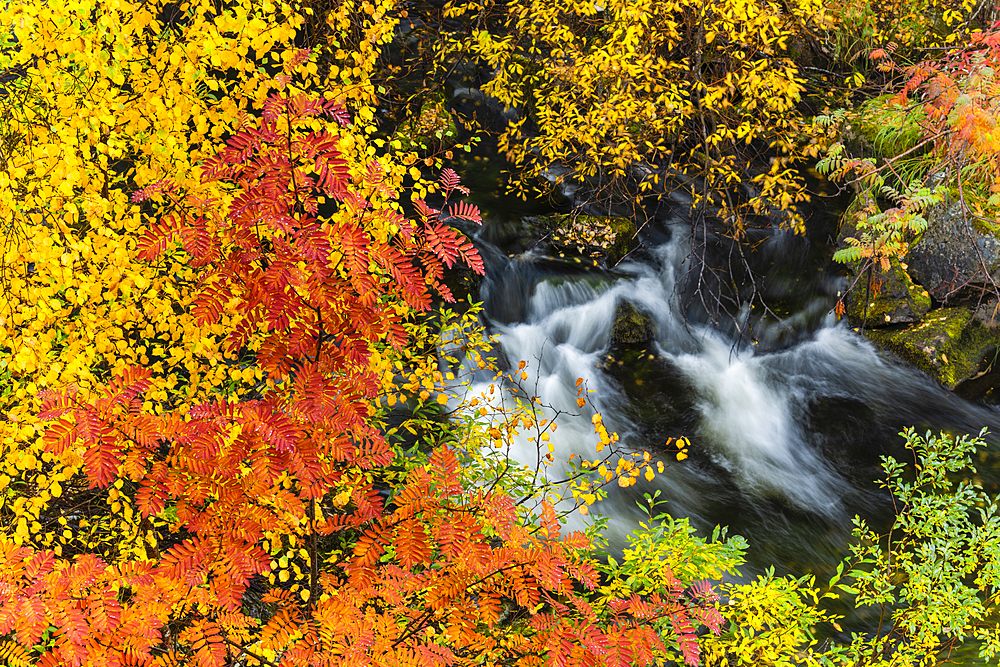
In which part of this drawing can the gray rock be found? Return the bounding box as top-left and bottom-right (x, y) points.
(974, 298), (1000, 328)
(906, 201), (1000, 299)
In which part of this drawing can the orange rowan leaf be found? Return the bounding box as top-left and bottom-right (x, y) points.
(137, 475), (168, 518)
(87, 589), (123, 634)
(16, 597), (47, 646)
(83, 436), (122, 489)
(157, 539), (209, 585)
(185, 621), (226, 667)
(395, 518), (433, 569)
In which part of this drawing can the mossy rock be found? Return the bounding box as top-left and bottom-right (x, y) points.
(611, 301), (655, 345)
(543, 214), (637, 264)
(396, 91), (458, 153)
(844, 259), (931, 327)
(867, 306), (1000, 388)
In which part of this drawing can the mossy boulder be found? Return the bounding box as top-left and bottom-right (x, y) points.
(611, 301), (655, 345)
(867, 306), (1000, 388)
(844, 259), (931, 327)
(543, 214), (637, 264)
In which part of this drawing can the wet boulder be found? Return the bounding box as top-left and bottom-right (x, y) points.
(452, 87), (517, 137)
(867, 306), (1000, 388)
(611, 300), (655, 345)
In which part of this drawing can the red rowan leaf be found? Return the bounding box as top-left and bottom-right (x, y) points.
(376, 245), (431, 310)
(439, 168), (461, 195)
(294, 363), (341, 420)
(83, 436), (121, 489)
(42, 417), (78, 454)
(131, 179), (177, 203)
(457, 239), (485, 275)
(192, 281), (232, 326)
(414, 198), (440, 223)
(38, 387), (78, 419)
(327, 102), (352, 127)
(424, 222), (462, 269)
(689, 579), (717, 602)
(692, 604), (723, 635)
(262, 95), (287, 124)
(672, 612), (700, 666)
(363, 160), (396, 198)
(315, 155), (350, 199)
(447, 201), (481, 225)
(137, 215), (179, 261)
(106, 366), (154, 406)
(179, 218), (220, 267)
(415, 643), (457, 666)
(284, 48), (312, 73)
(242, 402), (301, 453)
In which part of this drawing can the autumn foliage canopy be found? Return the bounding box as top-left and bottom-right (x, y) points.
(0, 0), (724, 664)
(4, 0), (1000, 665)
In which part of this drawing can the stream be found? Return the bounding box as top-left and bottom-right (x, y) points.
(445, 155), (1000, 648)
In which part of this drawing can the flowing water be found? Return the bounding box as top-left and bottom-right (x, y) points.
(446, 156), (1000, 644)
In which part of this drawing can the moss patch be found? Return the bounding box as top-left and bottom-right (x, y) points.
(971, 214), (1000, 239)
(853, 95), (928, 158)
(611, 301), (655, 345)
(867, 306), (1000, 387)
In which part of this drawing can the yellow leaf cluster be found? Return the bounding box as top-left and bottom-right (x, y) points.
(439, 0), (825, 231)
